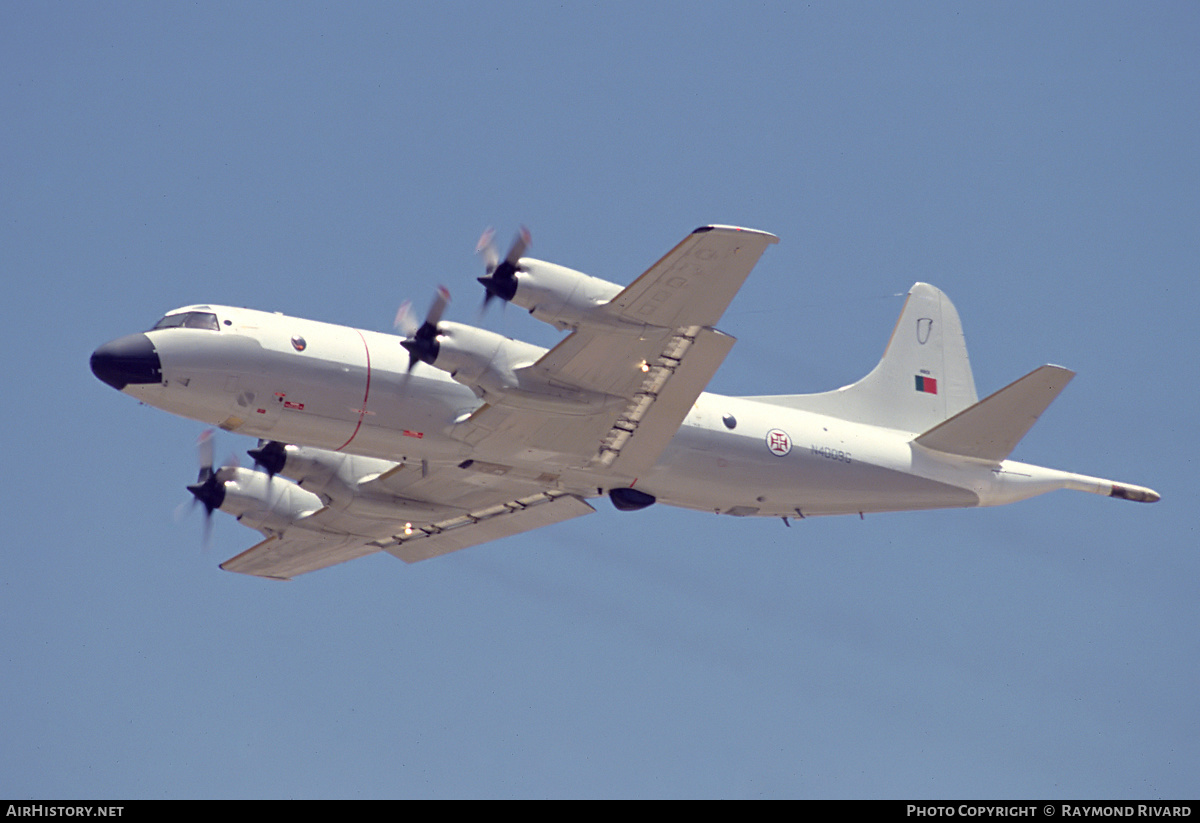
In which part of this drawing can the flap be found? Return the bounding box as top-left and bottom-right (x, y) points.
(383, 492), (596, 563)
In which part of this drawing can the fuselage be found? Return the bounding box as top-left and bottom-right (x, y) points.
(93, 303), (1114, 524)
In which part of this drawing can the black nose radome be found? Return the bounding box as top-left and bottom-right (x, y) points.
(90, 333), (162, 390)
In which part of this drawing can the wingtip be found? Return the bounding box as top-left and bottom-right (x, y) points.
(1109, 483), (1160, 503)
(219, 560), (294, 581)
(691, 225), (780, 243)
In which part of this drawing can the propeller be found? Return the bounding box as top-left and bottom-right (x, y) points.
(393, 300), (418, 338)
(398, 286), (451, 371)
(476, 226), (530, 310)
(183, 429), (237, 549)
(248, 439), (287, 480)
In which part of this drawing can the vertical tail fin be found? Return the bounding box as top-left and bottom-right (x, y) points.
(745, 283), (978, 433)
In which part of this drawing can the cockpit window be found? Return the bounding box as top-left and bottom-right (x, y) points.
(152, 311), (220, 331)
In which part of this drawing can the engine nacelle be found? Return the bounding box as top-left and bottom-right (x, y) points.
(426, 321), (542, 391)
(252, 442), (394, 496)
(247, 442), (451, 523)
(426, 321), (623, 415)
(216, 465), (445, 538)
(506, 259), (623, 331)
(215, 467), (325, 535)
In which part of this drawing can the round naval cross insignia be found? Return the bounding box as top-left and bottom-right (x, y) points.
(765, 428), (791, 456)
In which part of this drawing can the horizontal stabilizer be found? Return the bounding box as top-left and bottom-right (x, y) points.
(914, 365), (1075, 462)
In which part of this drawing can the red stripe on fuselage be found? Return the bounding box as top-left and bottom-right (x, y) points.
(336, 329), (372, 451)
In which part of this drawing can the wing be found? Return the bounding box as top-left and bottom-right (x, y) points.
(220, 532), (381, 581)
(220, 490), (596, 579)
(601, 224), (780, 329)
(456, 225), (778, 476)
(218, 458), (597, 579)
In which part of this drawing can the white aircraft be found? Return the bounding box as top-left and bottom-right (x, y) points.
(91, 225), (1159, 580)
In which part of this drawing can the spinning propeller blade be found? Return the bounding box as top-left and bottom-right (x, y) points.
(183, 429), (239, 550)
(248, 439), (287, 480)
(393, 300), (418, 337)
(399, 286), (451, 371)
(477, 226), (530, 309)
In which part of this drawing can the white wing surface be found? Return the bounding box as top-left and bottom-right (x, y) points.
(221, 533), (382, 581)
(456, 225), (777, 476)
(217, 457), (597, 579)
(602, 225), (780, 328)
(220, 490), (596, 579)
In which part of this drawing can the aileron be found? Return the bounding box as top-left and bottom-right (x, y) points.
(220, 533), (382, 581)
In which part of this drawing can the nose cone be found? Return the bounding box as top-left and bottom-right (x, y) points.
(90, 333), (162, 390)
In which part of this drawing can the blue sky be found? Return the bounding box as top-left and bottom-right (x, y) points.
(3, 1), (1196, 798)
